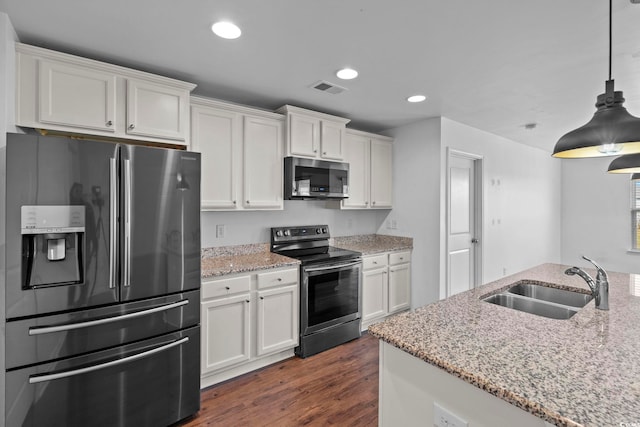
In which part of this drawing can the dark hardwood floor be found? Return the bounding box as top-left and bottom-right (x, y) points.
(179, 333), (379, 426)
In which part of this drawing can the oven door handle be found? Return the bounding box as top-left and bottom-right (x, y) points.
(28, 337), (189, 384)
(28, 299), (189, 336)
(304, 260), (361, 273)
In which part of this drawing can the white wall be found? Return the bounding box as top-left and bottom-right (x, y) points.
(381, 118), (442, 308)
(561, 157), (640, 274)
(440, 118), (562, 295)
(0, 12), (17, 427)
(201, 200), (388, 247)
(387, 117), (562, 307)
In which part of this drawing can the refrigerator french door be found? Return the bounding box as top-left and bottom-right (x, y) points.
(3, 133), (201, 427)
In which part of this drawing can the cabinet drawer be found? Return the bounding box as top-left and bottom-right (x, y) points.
(389, 251), (411, 266)
(363, 254), (388, 270)
(257, 268), (298, 289)
(202, 275), (251, 299)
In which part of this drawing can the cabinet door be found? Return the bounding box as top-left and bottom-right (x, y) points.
(243, 116), (283, 209)
(190, 105), (240, 209)
(126, 79), (189, 142)
(388, 263), (411, 313)
(256, 285), (299, 356)
(342, 133), (370, 209)
(370, 138), (393, 208)
(362, 267), (388, 322)
(320, 120), (344, 160)
(201, 294), (251, 374)
(38, 59), (116, 132)
(289, 114), (319, 157)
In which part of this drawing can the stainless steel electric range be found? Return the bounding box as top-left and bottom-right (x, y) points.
(270, 225), (362, 358)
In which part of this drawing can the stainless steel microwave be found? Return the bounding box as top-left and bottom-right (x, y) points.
(284, 157), (349, 200)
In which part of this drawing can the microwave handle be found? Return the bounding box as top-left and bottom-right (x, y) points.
(304, 260), (361, 273)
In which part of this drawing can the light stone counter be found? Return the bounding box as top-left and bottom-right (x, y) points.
(332, 234), (413, 255)
(201, 243), (299, 279)
(369, 263), (640, 426)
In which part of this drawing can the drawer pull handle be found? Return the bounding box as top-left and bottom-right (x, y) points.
(225, 286), (230, 290)
(373, 261), (377, 264)
(277, 278), (282, 281)
(245, 300), (250, 303)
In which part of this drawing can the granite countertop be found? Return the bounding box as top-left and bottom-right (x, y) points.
(368, 263), (640, 426)
(201, 243), (299, 279)
(331, 234), (413, 255)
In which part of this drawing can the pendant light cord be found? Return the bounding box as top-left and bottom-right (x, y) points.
(609, 0), (612, 81)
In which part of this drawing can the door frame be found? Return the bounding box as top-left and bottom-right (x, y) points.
(445, 148), (484, 297)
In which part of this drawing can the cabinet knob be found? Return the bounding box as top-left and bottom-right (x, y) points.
(106, 120), (113, 127)
(245, 300), (250, 303)
(313, 149), (318, 153)
(233, 200), (237, 205)
(399, 257), (404, 261)
(383, 271), (388, 275)
(277, 278), (282, 281)
(373, 261), (377, 265)
(128, 124), (135, 130)
(260, 296), (264, 300)
(225, 286), (230, 290)
(365, 201), (369, 205)
(322, 152), (327, 155)
(246, 200), (250, 204)
(372, 201), (376, 205)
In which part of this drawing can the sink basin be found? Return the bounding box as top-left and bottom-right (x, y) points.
(483, 294), (579, 320)
(507, 282), (593, 308)
(482, 282), (593, 320)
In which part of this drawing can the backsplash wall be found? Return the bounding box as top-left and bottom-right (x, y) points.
(201, 200), (389, 248)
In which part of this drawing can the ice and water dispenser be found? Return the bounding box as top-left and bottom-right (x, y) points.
(21, 205), (85, 289)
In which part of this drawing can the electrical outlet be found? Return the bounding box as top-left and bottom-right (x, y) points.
(216, 224), (225, 238)
(391, 219), (397, 229)
(433, 403), (468, 427)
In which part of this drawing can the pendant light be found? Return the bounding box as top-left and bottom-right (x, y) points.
(552, 0), (640, 158)
(608, 153), (640, 173)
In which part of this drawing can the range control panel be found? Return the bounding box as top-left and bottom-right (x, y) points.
(271, 225), (330, 243)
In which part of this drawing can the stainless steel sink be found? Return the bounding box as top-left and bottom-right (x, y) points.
(507, 282), (593, 308)
(482, 282), (593, 320)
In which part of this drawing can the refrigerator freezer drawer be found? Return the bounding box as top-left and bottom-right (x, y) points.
(5, 326), (200, 427)
(5, 290), (200, 369)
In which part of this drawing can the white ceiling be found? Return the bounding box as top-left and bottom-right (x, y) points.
(2, 0), (640, 152)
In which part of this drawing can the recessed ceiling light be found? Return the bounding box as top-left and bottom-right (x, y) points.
(336, 68), (358, 80)
(407, 95), (426, 103)
(211, 21), (242, 39)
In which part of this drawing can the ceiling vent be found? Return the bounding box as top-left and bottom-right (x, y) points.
(310, 80), (348, 95)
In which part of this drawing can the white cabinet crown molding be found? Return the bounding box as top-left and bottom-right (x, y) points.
(276, 104), (351, 125)
(16, 43), (196, 91)
(190, 96), (284, 121)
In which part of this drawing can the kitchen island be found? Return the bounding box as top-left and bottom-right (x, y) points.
(369, 263), (640, 427)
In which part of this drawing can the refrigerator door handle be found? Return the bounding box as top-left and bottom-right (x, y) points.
(109, 157), (118, 289)
(28, 299), (189, 336)
(123, 158), (132, 287)
(28, 336), (189, 384)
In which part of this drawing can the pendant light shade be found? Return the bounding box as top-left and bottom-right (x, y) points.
(552, 0), (640, 158)
(607, 153), (640, 173)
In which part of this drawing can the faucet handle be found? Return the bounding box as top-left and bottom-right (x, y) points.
(581, 255), (608, 280)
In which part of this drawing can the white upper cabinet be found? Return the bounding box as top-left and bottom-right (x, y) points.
(190, 104), (240, 209)
(16, 43), (195, 146)
(370, 137), (393, 208)
(126, 79), (190, 141)
(243, 115), (283, 209)
(277, 105), (350, 161)
(190, 97), (283, 211)
(342, 129), (393, 209)
(38, 60), (117, 133)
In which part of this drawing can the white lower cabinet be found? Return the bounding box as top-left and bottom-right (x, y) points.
(257, 285), (298, 355)
(200, 266), (299, 388)
(361, 250), (411, 330)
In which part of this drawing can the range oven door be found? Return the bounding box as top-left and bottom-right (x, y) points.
(301, 259), (362, 336)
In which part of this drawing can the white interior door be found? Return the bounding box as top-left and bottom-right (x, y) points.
(447, 153), (480, 296)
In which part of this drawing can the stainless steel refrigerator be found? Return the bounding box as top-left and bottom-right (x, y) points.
(1, 133), (201, 427)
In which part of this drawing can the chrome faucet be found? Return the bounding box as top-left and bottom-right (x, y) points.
(564, 255), (609, 310)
